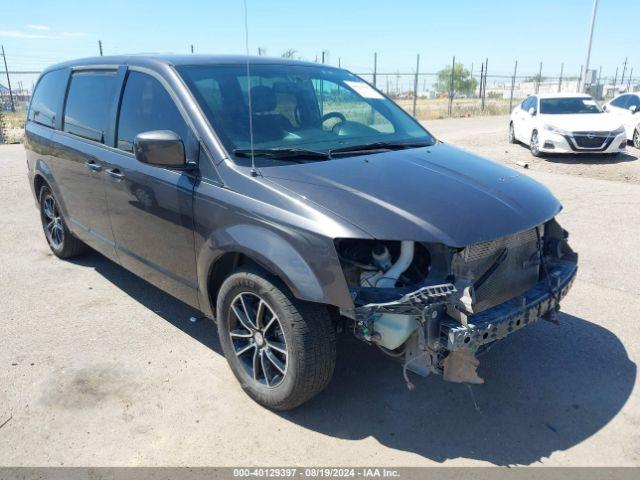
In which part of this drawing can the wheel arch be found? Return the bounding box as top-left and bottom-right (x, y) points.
(34, 173), (48, 196)
(196, 224), (352, 319)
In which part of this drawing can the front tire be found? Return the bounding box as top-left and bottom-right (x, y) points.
(216, 269), (336, 410)
(633, 128), (640, 149)
(508, 122), (516, 144)
(39, 186), (88, 259)
(530, 130), (541, 157)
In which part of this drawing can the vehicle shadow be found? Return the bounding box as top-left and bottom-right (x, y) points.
(72, 251), (636, 466)
(541, 151), (638, 165)
(512, 142), (638, 165)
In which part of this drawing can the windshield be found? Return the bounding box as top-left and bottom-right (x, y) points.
(540, 97), (602, 115)
(176, 63), (435, 162)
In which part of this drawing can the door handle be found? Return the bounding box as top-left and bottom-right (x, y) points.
(84, 160), (102, 172)
(106, 168), (125, 181)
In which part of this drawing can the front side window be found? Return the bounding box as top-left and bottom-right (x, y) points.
(28, 69), (68, 128)
(117, 71), (191, 153)
(177, 63), (434, 162)
(63, 70), (118, 142)
(540, 97), (602, 115)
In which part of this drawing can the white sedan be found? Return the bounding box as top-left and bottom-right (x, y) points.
(509, 93), (627, 157)
(603, 93), (640, 149)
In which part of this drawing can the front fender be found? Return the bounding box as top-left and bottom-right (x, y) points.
(196, 223), (354, 317)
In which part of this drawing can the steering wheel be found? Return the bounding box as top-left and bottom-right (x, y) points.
(322, 112), (347, 131)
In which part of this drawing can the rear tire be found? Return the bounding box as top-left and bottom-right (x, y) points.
(216, 268), (336, 410)
(530, 130), (541, 157)
(39, 186), (89, 259)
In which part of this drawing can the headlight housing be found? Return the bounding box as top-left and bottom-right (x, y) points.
(543, 124), (569, 135)
(612, 125), (625, 136)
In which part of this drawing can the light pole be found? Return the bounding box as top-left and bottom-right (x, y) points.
(581, 0), (599, 93)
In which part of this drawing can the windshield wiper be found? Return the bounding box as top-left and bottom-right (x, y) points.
(329, 141), (433, 156)
(233, 148), (330, 161)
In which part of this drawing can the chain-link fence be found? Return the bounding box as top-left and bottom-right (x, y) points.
(355, 57), (638, 121)
(0, 71), (38, 143)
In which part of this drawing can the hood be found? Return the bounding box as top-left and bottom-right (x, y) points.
(539, 112), (622, 132)
(260, 143), (561, 247)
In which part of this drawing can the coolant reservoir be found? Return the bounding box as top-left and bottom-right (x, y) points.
(373, 313), (418, 350)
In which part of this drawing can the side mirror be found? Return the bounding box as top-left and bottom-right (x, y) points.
(630, 105), (638, 114)
(602, 104), (608, 111)
(528, 107), (536, 116)
(133, 130), (185, 168)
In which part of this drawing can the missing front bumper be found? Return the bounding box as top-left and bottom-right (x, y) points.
(441, 259), (577, 352)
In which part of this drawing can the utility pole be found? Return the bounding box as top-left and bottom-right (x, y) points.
(98, 40), (103, 56)
(191, 44), (194, 54)
(1, 45), (15, 112)
(580, 0), (598, 92)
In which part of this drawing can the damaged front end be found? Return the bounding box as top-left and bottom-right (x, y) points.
(335, 218), (578, 386)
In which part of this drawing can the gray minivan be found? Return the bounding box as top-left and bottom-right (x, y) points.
(25, 55), (577, 409)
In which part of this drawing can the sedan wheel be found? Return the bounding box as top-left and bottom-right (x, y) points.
(508, 123), (516, 144)
(530, 131), (541, 157)
(634, 129), (640, 149)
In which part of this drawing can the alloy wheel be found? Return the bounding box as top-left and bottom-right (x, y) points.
(228, 292), (288, 388)
(41, 193), (64, 249)
(634, 129), (640, 149)
(530, 131), (540, 156)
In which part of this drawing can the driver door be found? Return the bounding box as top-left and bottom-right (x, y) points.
(102, 69), (200, 308)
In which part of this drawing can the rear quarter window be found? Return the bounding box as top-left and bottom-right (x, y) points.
(28, 69), (69, 128)
(63, 70), (119, 143)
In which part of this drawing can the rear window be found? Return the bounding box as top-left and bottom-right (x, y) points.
(63, 70), (118, 143)
(28, 69), (68, 128)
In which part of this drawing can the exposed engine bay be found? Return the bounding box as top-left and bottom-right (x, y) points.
(335, 218), (578, 386)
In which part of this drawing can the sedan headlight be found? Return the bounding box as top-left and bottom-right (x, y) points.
(612, 125), (625, 136)
(543, 124), (569, 135)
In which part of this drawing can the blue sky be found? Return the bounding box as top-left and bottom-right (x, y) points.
(1, 0), (638, 80)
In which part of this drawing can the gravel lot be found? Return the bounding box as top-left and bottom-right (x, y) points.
(1, 118), (639, 467)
